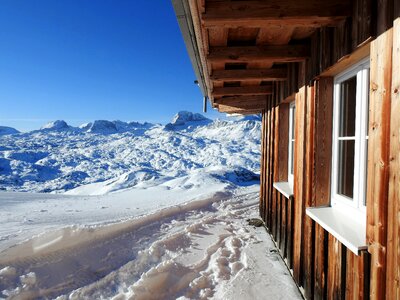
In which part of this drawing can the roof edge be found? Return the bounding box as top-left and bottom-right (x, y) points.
(171, 0), (208, 97)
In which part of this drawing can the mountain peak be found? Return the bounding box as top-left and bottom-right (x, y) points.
(41, 120), (70, 131)
(87, 120), (118, 134)
(171, 111), (209, 125)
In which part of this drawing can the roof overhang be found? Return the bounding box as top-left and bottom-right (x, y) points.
(172, 0), (351, 115)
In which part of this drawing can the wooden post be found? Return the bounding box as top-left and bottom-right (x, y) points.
(293, 86), (307, 283)
(313, 77), (334, 300)
(302, 84), (316, 299)
(367, 27), (393, 300)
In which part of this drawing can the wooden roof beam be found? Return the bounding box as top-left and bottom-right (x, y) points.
(202, 0), (351, 28)
(218, 105), (263, 114)
(212, 85), (272, 97)
(211, 68), (287, 82)
(214, 95), (268, 106)
(208, 45), (309, 63)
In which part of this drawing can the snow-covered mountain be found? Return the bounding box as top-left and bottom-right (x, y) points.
(0, 111), (261, 193)
(0, 126), (19, 136)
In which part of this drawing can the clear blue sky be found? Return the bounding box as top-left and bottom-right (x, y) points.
(0, 1), (220, 131)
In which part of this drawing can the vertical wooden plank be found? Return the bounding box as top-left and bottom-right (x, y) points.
(301, 84), (316, 299)
(327, 235), (346, 300)
(280, 193), (287, 256)
(367, 27), (393, 300)
(265, 98), (272, 225)
(292, 86), (307, 283)
(278, 103), (289, 181)
(268, 95), (274, 228)
(395, 2), (400, 19)
(276, 192), (281, 245)
(346, 250), (369, 300)
(386, 18), (400, 300)
(312, 77), (333, 300)
(313, 77), (334, 205)
(345, 249), (355, 299)
(262, 110), (268, 221)
(260, 111), (266, 220)
(314, 224), (328, 299)
(287, 195), (294, 269)
(377, 0), (394, 36)
(270, 93), (278, 239)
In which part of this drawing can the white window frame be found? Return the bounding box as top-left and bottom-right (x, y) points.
(288, 101), (295, 188)
(331, 57), (369, 218)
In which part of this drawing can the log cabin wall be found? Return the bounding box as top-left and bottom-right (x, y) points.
(173, 0), (400, 299)
(260, 4), (400, 300)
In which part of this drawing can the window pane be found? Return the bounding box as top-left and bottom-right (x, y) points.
(291, 107), (296, 138)
(337, 139), (355, 198)
(290, 140), (294, 175)
(339, 76), (357, 137)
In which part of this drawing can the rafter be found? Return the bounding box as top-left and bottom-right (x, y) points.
(208, 45), (309, 63)
(217, 105), (263, 114)
(202, 0), (351, 28)
(211, 68), (287, 82)
(214, 95), (268, 106)
(212, 85), (272, 97)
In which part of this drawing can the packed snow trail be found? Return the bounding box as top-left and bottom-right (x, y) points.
(0, 186), (301, 299)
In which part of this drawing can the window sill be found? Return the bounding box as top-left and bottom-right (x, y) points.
(273, 182), (294, 199)
(306, 206), (367, 255)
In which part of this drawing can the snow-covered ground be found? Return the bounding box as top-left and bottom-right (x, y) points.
(0, 112), (301, 299)
(0, 186), (301, 299)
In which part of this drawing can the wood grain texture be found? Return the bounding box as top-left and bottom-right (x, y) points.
(210, 68), (287, 82)
(202, 0), (350, 28)
(302, 84), (315, 299)
(208, 45), (310, 63)
(213, 85), (272, 97)
(327, 235), (346, 300)
(367, 27), (393, 300)
(278, 103), (289, 181)
(260, 111), (266, 219)
(293, 86), (307, 283)
(345, 250), (369, 300)
(386, 18), (400, 300)
(314, 224), (328, 299)
(313, 77), (333, 205)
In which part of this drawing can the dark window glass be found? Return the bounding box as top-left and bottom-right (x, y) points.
(337, 140), (355, 198)
(291, 106), (296, 137)
(290, 140), (294, 175)
(339, 76), (357, 137)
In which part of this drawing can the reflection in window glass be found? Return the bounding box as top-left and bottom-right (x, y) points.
(339, 76), (356, 137)
(337, 140), (355, 198)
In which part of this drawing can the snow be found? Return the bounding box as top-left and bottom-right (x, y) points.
(0, 186), (301, 299)
(0, 113), (260, 193)
(0, 112), (301, 299)
(40, 120), (70, 131)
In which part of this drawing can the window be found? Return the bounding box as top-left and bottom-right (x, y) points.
(331, 58), (369, 215)
(288, 102), (295, 188)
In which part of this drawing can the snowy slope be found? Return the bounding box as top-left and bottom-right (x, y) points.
(0, 111), (261, 193)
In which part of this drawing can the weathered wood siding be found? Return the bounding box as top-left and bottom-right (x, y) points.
(259, 13), (400, 300)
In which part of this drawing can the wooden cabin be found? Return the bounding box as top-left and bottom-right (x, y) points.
(172, 0), (400, 299)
